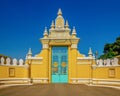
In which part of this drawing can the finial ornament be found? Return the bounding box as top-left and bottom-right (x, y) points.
(72, 26), (76, 35)
(65, 20), (69, 28)
(51, 20), (55, 28)
(44, 27), (47, 33)
(88, 47), (93, 57)
(58, 8), (62, 16)
(28, 48), (32, 55)
(27, 48), (32, 58)
(26, 48), (32, 59)
(55, 8), (64, 28)
(43, 27), (48, 37)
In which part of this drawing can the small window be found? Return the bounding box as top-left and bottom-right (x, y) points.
(9, 68), (15, 77)
(108, 68), (115, 78)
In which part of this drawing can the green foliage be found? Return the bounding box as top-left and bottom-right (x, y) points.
(0, 54), (10, 59)
(100, 36), (120, 59)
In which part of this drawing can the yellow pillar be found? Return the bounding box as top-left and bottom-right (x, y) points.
(49, 46), (51, 83)
(69, 47), (77, 83)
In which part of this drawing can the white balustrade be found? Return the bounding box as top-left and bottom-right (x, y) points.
(113, 58), (118, 66)
(0, 57), (24, 66)
(96, 60), (99, 65)
(1, 57), (4, 65)
(96, 58), (119, 67)
(103, 60), (107, 65)
(99, 59), (103, 66)
(19, 59), (24, 65)
(13, 58), (17, 65)
(6, 58), (11, 65)
(106, 59), (110, 66)
(110, 59), (114, 65)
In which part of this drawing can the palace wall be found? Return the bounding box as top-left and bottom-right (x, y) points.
(92, 58), (120, 85)
(25, 48), (49, 83)
(0, 56), (120, 85)
(0, 58), (28, 84)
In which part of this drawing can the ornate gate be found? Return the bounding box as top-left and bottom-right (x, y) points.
(52, 46), (68, 83)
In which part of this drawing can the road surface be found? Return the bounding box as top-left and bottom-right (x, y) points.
(0, 84), (120, 96)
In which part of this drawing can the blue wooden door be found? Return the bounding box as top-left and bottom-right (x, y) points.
(52, 47), (68, 83)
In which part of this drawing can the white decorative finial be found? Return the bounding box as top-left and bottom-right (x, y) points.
(43, 27), (48, 37)
(65, 20), (69, 28)
(72, 26), (76, 35)
(44, 27), (47, 32)
(58, 8), (62, 16)
(88, 47), (93, 57)
(27, 48), (32, 59)
(28, 48), (32, 55)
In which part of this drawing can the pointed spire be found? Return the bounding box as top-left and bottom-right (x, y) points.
(57, 8), (62, 16)
(43, 27), (48, 37)
(28, 48), (32, 55)
(55, 8), (64, 28)
(27, 48), (32, 58)
(51, 20), (55, 29)
(65, 20), (69, 28)
(72, 26), (76, 35)
(88, 47), (93, 57)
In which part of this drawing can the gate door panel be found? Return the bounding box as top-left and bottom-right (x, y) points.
(52, 47), (68, 83)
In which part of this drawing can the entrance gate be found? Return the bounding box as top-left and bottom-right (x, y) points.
(51, 46), (68, 83)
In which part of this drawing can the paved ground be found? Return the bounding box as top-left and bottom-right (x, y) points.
(0, 84), (120, 96)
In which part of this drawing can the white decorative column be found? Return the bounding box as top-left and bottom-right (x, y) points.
(43, 44), (49, 49)
(71, 44), (77, 48)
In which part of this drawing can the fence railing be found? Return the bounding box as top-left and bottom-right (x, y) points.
(0, 57), (24, 66)
(96, 58), (119, 66)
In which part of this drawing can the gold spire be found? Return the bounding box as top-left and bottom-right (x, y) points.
(57, 8), (62, 16)
(43, 27), (48, 38)
(55, 8), (64, 28)
(51, 20), (55, 29)
(65, 20), (69, 28)
(72, 27), (77, 38)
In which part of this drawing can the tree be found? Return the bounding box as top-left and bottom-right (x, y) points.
(100, 36), (120, 59)
(0, 54), (9, 59)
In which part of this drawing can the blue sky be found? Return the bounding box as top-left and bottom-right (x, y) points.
(0, 0), (120, 59)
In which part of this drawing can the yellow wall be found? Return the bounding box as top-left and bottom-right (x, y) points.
(116, 67), (120, 79)
(0, 65), (28, 78)
(0, 66), (9, 78)
(69, 48), (77, 78)
(93, 67), (120, 79)
(30, 49), (49, 79)
(93, 67), (109, 79)
(0, 52), (120, 85)
(77, 64), (91, 78)
(0, 47), (120, 84)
